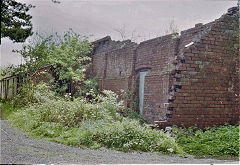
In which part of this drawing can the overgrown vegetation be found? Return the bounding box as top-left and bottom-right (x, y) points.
(1, 30), (93, 95)
(2, 83), (184, 155)
(172, 126), (240, 158)
(1, 30), (239, 159)
(4, 82), (239, 158)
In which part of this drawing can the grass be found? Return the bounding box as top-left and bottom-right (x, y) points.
(0, 91), (185, 156)
(0, 100), (19, 119)
(172, 126), (240, 158)
(1, 83), (239, 158)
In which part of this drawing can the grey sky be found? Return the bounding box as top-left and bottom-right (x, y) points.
(0, 0), (237, 68)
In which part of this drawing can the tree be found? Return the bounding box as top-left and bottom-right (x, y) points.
(1, 0), (34, 43)
(9, 30), (93, 94)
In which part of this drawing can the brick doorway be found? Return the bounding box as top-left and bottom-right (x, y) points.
(139, 71), (148, 116)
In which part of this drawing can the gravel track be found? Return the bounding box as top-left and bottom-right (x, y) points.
(0, 119), (239, 164)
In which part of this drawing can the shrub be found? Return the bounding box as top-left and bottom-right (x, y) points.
(9, 110), (184, 155)
(172, 125), (240, 157)
(91, 119), (183, 154)
(11, 82), (57, 107)
(10, 82), (38, 107)
(56, 119), (184, 155)
(118, 108), (145, 123)
(10, 90), (123, 127)
(6, 87), (184, 155)
(74, 77), (99, 99)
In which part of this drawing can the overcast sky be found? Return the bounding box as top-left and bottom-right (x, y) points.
(0, 0), (237, 68)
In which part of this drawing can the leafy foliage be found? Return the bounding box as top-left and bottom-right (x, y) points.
(3, 82), (239, 157)
(11, 82), (57, 107)
(1, 0), (34, 43)
(14, 88), (123, 127)
(6, 30), (93, 94)
(74, 77), (99, 98)
(58, 119), (184, 154)
(172, 126), (240, 157)
(17, 31), (92, 74)
(2, 83), (184, 155)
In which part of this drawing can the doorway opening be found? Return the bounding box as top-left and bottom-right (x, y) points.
(139, 70), (148, 116)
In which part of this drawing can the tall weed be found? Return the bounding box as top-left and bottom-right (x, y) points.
(172, 125), (239, 157)
(6, 85), (184, 155)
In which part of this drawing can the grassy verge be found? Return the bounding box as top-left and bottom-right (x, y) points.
(0, 100), (20, 119)
(2, 82), (238, 159)
(0, 88), (185, 156)
(172, 126), (240, 158)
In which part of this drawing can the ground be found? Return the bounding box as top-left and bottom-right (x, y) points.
(0, 120), (239, 164)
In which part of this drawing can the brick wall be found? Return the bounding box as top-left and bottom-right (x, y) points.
(135, 35), (179, 122)
(92, 38), (137, 100)
(165, 7), (239, 128)
(90, 7), (239, 127)
(30, 7), (238, 128)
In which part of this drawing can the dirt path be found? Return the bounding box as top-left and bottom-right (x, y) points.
(0, 120), (239, 164)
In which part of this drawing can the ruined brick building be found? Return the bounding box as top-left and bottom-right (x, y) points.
(1, 7), (239, 128)
(87, 7), (239, 128)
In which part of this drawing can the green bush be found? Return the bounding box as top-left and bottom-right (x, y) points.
(172, 125), (240, 157)
(4, 82), (238, 158)
(74, 77), (99, 98)
(11, 90), (123, 127)
(10, 82), (38, 107)
(56, 119), (184, 154)
(118, 108), (145, 124)
(9, 109), (184, 155)
(5, 85), (184, 155)
(11, 82), (57, 107)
